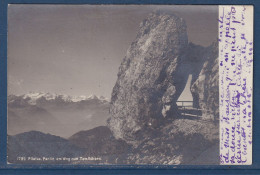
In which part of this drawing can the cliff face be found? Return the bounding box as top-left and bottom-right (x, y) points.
(108, 12), (189, 145)
(190, 41), (219, 119)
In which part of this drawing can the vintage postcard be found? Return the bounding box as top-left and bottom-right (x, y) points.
(6, 5), (253, 165)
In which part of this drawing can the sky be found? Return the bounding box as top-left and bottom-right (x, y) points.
(8, 5), (218, 99)
(177, 74), (193, 102)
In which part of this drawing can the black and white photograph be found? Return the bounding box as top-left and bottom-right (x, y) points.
(7, 5), (220, 165)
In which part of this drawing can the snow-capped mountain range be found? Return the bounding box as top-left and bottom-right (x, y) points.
(8, 92), (109, 105)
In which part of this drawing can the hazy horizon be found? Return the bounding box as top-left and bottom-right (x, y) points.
(8, 5), (218, 99)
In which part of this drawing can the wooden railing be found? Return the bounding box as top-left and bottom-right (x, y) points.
(176, 101), (193, 107)
(177, 101), (201, 117)
(176, 101), (218, 121)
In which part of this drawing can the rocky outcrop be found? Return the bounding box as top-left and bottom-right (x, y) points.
(108, 12), (189, 145)
(127, 119), (219, 165)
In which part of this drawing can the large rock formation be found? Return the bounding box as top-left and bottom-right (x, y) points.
(108, 11), (219, 145)
(108, 12), (190, 145)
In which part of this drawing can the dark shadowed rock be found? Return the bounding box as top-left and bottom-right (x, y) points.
(69, 126), (130, 156)
(191, 41), (219, 120)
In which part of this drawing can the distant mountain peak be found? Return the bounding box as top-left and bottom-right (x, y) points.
(23, 92), (57, 104)
(87, 94), (98, 100)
